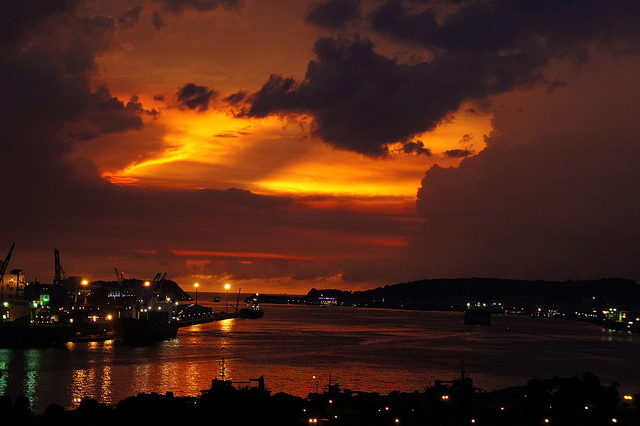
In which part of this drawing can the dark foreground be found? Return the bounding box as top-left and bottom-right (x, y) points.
(1, 372), (638, 426)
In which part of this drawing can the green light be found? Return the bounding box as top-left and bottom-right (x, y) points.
(2, 302), (8, 307)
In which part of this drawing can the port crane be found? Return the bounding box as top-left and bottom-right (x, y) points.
(53, 248), (69, 285)
(0, 242), (15, 284)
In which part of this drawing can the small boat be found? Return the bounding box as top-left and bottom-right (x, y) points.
(464, 308), (491, 325)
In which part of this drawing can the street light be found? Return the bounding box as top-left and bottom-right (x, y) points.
(224, 283), (231, 313)
(81, 280), (89, 306)
(194, 283), (199, 306)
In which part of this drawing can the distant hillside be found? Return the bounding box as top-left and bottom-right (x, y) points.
(304, 278), (640, 312)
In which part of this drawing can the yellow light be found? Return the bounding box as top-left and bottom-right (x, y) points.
(224, 284), (230, 290)
(624, 395), (633, 400)
(442, 395), (449, 400)
(612, 419), (618, 423)
(106, 315), (112, 321)
(82, 280), (88, 286)
(144, 281), (150, 287)
(544, 419), (550, 424)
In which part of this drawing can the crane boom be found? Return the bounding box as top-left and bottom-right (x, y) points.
(53, 248), (69, 285)
(0, 243), (15, 284)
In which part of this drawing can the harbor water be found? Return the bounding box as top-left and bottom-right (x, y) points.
(1, 302), (640, 413)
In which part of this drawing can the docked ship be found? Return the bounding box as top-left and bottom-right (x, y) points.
(110, 273), (180, 344)
(0, 245), (73, 347)
(110, 312), (179, 344)
(0, 315), (72, 347)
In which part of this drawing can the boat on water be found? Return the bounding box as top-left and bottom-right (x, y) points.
(239, 304), (264, 319)
(1, 246), (74, 347)
(463, 308), (491, 325)
(0, 319), (73, 348)
(239, 293), (264, 319)
(111, 314), (179, 344)
(0, 294), (74, 347)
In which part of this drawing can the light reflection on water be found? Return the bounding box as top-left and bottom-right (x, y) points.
(1, 304), (640, 413)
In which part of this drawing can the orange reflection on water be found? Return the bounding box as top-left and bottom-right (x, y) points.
(219, 318), (234, 333)
(133, 364), (151, 392)
(71, 368), (96, 407)
(159, 362), (179, 393)
(184, 361), (204, 396)
(101, 366), (112, 406)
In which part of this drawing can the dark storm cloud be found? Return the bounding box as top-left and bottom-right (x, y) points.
(0, 4), (119, 169)
(118, 6), (143, 29)
(153, 0), (241, 14)
(66, 86), (146, 141)
(444, 149), (472, 158)
(177, 83), (217, 112)
(370, 0), (640, 55)
(223, 91), (250, 106)
(0, 0), (78, 44)
(250, 36), (543, 156)
(0, 1), (153, 191)
(403, 141), (431, 156)
(410, 52), (640, 281)
(249, 0), (640, 157)
(304, 0), (361, 29)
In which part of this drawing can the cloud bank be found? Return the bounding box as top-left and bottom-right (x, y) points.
(410, 52), (640, 281)
(249, 0), (640, 157)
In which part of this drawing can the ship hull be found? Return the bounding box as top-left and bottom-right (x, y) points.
(0, 323), (73, 348)
(239, 308), (264, 319)
(111, 318), (179, 344)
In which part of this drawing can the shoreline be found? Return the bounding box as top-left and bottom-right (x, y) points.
(1, 372), (638, 425)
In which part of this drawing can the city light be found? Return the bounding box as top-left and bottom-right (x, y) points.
(225, 283), (230, 313)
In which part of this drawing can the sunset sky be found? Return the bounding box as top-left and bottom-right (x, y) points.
(2, 0), (640, 294)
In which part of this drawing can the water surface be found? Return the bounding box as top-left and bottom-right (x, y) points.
(1, 304), (638, 413)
